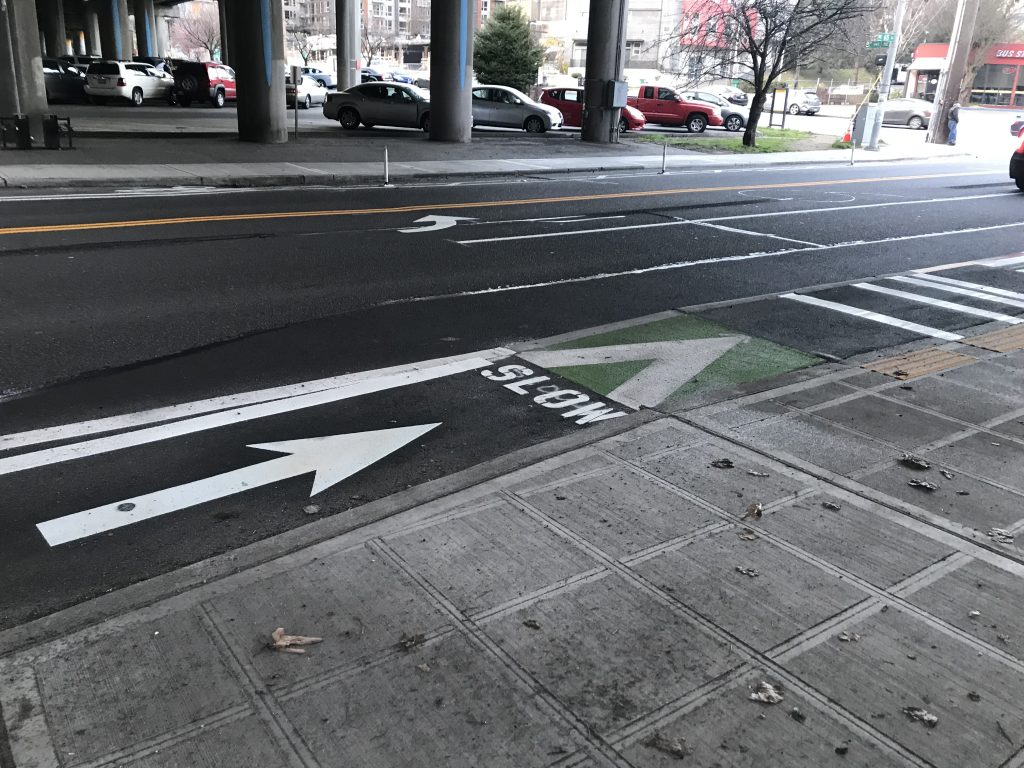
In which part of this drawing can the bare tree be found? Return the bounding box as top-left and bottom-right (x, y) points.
(361, 16), (394, 67)
(170, 1), (220, 61)
(672, 0), (876, 146)
(287, 6), (332, 66)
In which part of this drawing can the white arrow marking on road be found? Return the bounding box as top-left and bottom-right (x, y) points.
(398, 215), (477, 233)
(36, 424), (439, 547)
(519, 338), (744, 409)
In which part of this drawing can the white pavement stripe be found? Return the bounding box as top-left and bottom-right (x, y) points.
(693, 221), (824, 247)
(0, 357), (494, 477)
(694, 192), (1018, 223)
(854, 283), (1024, 324)
(975, 253), (1024, 268)
(888, 276), (1024, 310)
(456, 220), (684, 245)
(0, 348), (513, 453)
(909, 272), (1024, 302)
(781, 293), (964, 341)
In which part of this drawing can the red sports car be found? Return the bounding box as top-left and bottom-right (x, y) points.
(539, 87), (647, 133)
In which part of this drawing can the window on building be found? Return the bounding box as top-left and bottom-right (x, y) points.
(689, 13), (700, 37)
(625, 40), (644, 64)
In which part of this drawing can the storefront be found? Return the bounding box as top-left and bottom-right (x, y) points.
(906, 42), (1024, 107)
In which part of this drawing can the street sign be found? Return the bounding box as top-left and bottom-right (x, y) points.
(868, 41), (890, 49)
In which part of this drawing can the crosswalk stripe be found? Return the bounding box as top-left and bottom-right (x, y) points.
(780, 293), (964, 341)
(854, 283), (1023, 324)
(888, 276), (1024, 310)
(910, 272), (1024, 302)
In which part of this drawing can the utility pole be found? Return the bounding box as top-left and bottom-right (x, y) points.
(866, 0), (908, 150)
(927, 0), (981, 144)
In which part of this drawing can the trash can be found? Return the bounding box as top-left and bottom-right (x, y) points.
(42, 114), (61, 149)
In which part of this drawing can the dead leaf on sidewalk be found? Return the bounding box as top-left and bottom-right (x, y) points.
(742, 502), (763, 520)
(822, 501), (842, 511)
(940, 470), (955, 480)
(711, 458), (735, 469)
(902, 707), (938, 728)
(987, 528), (1015, 545)
(643, 732), (689, 759)
(837, 631), (861, 642)
(735, 566), (760, 578)
(522, 619), (541, 630)
(747, 470), (770, 477)
(398, 632), (425, 651)
(899, 453), (931, 470)
(737, 528), (759, 541)
(908, 479), (938, 491)
(269, 627), (323, 655)
(749, 681), (784, 704)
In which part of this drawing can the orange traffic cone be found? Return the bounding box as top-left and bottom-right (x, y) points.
(841, 128), (852, 142)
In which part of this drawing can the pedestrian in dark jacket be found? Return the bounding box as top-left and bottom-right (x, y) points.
(948, 102), (960, 145)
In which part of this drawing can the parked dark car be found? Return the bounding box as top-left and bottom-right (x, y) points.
(302, 66), (336, 88)
(59, 54), (100, 69)
(42, 57), (87, 102)
(171, 61), (236, 107)
(1012, 133), (1024, 190)
(360, 67), (386, 82)
(324, 82), (431, 130)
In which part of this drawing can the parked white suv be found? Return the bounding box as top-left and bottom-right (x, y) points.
(84, 60), (172, 106)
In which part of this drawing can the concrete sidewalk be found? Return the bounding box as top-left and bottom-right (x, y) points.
(3, 328), (1024, 767)
(0, 139), (970, 189)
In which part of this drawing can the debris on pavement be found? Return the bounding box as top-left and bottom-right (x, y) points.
(957, 490), (971, 496)
(835, 744), (850, 756)
(416, 663), (431, 673)
(269, 627), (323, 655)
(837, 631), (861, 642)
(117, 502), (136, 512)
(398, 631), (426, 651)
(522, 619), (541, 630)
(940, 470), (955, 480)
(711, 458), (736, 469)
(742, 502), (764, 520)
(899, 454), (931, 470)
(643, 732), (689, 759)
(967, 691), (982, 702)
(737, 528), (759, 541)
(749, 681), (784, 704)
(822, 501), (842, 511)
(997, 634), (1010, 644)
(998, 720), (1014, 745)
(735, 566), (760, 578)
(986, 528), (1015, 545)
(790, 707), (806, 723)
(908, 479), (939, 491)
(303, 504), (321, 516)
(747, 470), (770, 477)
(892, 368), (910, 378)
(969, 610), (981, 619)
(902, 707), (938, 728)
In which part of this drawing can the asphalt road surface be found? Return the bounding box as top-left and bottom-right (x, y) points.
(2, 155), (1022, 628)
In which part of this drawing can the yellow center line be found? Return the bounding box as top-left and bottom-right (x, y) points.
(0, 171), (992, 237)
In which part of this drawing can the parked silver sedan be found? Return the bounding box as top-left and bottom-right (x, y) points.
(471, 85), (563, 132)
(324, 82), (432, 130)
(881, 98), (933, 129)
(286, 74), (328, 109)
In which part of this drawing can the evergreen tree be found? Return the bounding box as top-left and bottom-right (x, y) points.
(473, 6), (544, 93)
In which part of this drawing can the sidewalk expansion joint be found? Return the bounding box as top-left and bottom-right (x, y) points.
(503, 490), (932, 767)
(197, 603), (321, 768)
(369, 537), (631, 768)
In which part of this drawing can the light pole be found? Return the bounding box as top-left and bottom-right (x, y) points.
(866, 0), (908, 150)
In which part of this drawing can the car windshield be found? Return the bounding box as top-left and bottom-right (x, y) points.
(89, 62), (120, 76)
(500, 87), (536, 105)
(405, 84), (429, 101)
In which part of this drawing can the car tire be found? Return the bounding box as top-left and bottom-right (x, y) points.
(302, 94), (311, 110)
(339, 107), (360, 129)
(130, 87), (144, 107)
(618, 116), (629, 133)
(788, 104), (800, 115)
(213, 89), (226, 108)
(524, 115), (546, 133)
(687, 114), (707, 133)
(317, 79), (327, 87)
(1017, 177), (1024, 191)
(724, 114), (744, 132)
(907, 115), (924, 130)
(420, 113), (431, 132)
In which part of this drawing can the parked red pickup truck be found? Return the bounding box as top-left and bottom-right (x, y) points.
(627, 85), (722, 132)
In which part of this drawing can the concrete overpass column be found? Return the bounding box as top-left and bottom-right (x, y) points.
(130, 0), (154, 56)
(1, 2), (21, 115)
(217, 0), (228, 63)
(429, 0), (474, 142)
(96, 0), (131, 59)
(39, 0), (69, 55)
(85, 4), (101, 54)
(5, 0), (48, 135)
(225, 0), (286, 142)
(154, 8), (167, 55)
(581, 0), (626, 144)
(334, 0), (359, 89)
